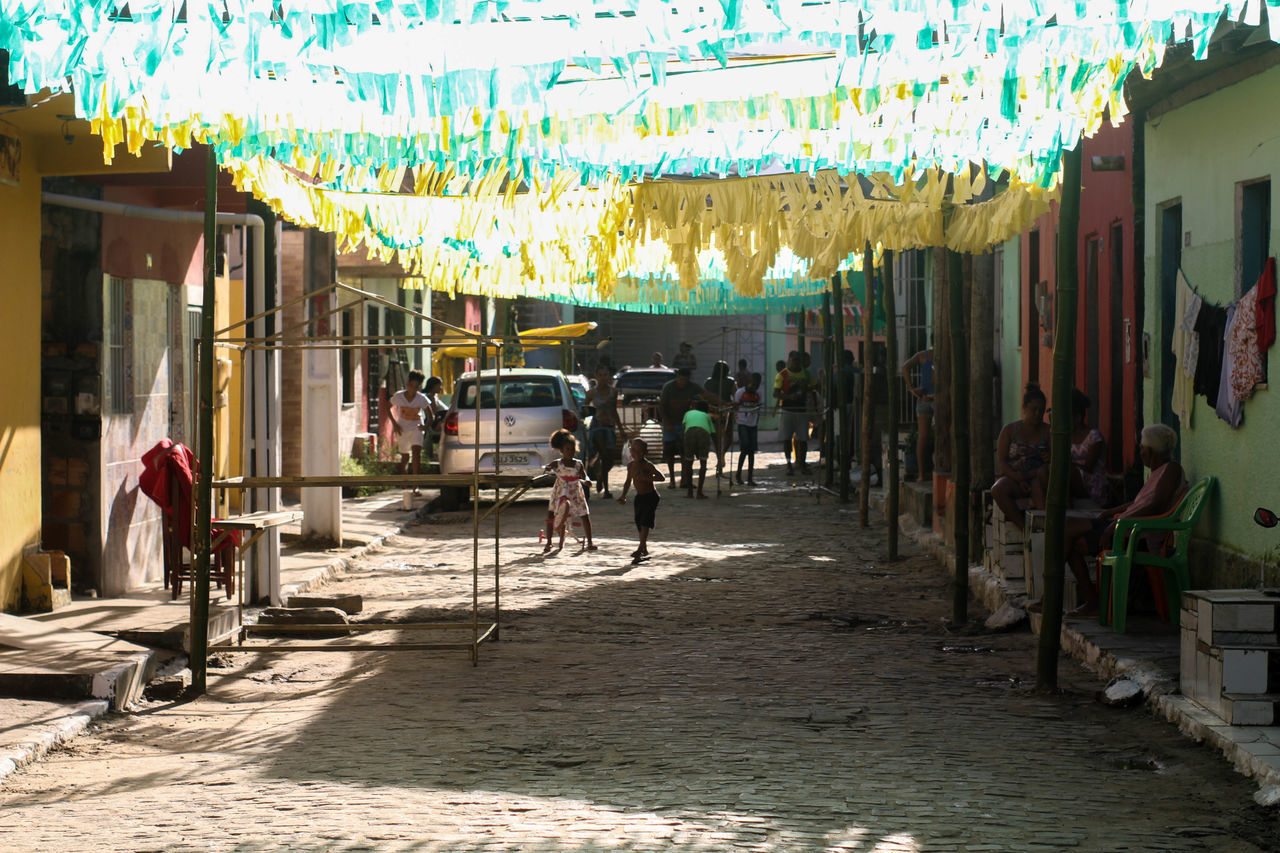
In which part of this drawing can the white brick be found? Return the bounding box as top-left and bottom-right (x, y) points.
(1181, 605), (1198, 632)
(1222, 649), (1269, 695)
(1210, 604), (1275, 633)
(1180, 628), (1197, 697)
(1224, 697), (1276, 726)
(1207, 652), (1224, 716)
(1198, 602), (1214, 646)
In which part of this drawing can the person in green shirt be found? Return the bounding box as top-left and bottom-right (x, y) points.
(681, 400), (715, 499)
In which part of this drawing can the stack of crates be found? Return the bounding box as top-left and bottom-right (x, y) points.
(1180, 589), (1280, 725)
(982, 491), (1026, 586)
(1024, 510), (1080, 607)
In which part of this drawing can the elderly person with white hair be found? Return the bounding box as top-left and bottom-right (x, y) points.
(1030, 424), (1187, 618)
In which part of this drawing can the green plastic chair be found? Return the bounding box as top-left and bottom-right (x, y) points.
(1098, 476), (1214, 632)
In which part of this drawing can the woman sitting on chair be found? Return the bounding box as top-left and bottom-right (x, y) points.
(991, 385), (1050, 531)
(1042, 424), (1187, 618)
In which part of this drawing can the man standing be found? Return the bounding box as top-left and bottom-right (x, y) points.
(773, 351), (815, 475)
(658, 367), (706, 487)
(672, 342), (698, 373)
(650, 352), (667, 369)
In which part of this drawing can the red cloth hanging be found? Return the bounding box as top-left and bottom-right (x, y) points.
(139, 439), (240, 554)
(1256, 256), (1276, 352)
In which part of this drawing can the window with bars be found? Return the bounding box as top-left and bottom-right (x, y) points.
(104, 276), (130, 414)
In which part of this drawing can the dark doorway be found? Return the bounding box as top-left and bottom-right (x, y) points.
(1159, 202), (1183, 440)
(1027, 230), (1041, 384)
(1085, 236), (1101, 426)
(1109, 221), (1125, 471)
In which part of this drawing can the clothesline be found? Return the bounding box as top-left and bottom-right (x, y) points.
(1171, 257), (1276, 431)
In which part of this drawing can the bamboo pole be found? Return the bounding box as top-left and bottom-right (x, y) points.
(882, 250), (900, 560)
(970, 251), (997, 566)
(1037, 142), (1084, 690)
(823, 291), (835, 487)
(948, 248), (970, 625)
(860, 242), (875, 527)
(191, 148), (218, 695)
(833, 273), (850, 503)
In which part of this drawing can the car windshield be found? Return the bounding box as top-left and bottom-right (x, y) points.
(618, 372), (672, 391)
(456, 377), (562, 409)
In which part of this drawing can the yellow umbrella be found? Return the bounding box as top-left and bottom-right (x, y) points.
(433, 321), (598, 359)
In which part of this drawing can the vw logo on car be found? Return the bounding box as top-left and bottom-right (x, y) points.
(504, 415), (516, 426)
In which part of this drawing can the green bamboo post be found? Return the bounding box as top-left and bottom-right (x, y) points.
(823, 291), (835, 487)
(833, 273), (850, 503)
(1037, 142), (1084, 690)
(948, 247), (969, 624)
(882, 250), (899, 560)
(190, 148), (217, 695)
(860, 243), (875, 527)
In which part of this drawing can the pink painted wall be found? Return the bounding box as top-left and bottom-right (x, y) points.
(1019, 121), (1139, 472)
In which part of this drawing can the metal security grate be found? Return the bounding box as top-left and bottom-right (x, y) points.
(106, 276), (129, 414)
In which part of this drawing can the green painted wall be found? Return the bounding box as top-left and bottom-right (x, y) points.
(1144, 63), (1280, 575)
(999, 238), (1023, 426)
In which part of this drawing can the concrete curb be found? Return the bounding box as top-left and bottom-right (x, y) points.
(0, 700), (108, 784)
(891, 496), (1280, 793)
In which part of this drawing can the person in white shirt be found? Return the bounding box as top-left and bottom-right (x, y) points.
(390, 369), (430, 483)
(732, 373), (764, 485)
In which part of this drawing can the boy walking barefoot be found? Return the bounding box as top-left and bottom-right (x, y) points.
(618, 438), (664, 562)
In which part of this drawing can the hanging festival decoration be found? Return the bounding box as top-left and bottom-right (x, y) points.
(0, 1), (1272, 310)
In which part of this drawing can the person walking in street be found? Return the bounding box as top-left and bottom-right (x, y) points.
(901, 347), (935, 482)
(658, 367), (707, 487)
(733, 372), (763, 485)
(617, 437), (664, 562)
(705, 360), (737, 478)
(584, 365), (621, 498)
(681, 400), (714, 499)
(773, 351), (815, 475)
(424, 375), (448, 462)
(543, 429), (596, 554)
(672, 341), (698, 372)
(390, 369), (430, 487)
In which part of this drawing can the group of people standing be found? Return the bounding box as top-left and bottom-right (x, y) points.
(546, 346), (767, 563)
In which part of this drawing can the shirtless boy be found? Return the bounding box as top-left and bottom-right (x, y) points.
(617, 438), (664, 561)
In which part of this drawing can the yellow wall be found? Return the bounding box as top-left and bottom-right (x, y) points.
(0, 137), (45, 610)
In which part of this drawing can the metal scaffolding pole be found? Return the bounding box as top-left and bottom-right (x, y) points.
(191, 148), (218, 694)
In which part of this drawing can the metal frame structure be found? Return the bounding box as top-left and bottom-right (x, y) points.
(200, 279), (553, 665)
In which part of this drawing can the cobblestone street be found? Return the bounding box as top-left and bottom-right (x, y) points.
(2, 461), (1277, 852)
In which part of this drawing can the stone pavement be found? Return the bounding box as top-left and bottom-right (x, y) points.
(0, 491), (417, 785)
(1, 457), (1278, 851)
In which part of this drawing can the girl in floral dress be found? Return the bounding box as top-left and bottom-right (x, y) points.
(543, 430), (596, 553)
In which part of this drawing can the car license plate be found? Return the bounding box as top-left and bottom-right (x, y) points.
(496, 453), (529, 466)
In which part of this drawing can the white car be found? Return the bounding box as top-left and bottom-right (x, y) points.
(437, 369), (583, 505)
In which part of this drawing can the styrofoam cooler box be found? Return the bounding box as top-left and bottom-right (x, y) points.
(1181, 589), (1280, 725)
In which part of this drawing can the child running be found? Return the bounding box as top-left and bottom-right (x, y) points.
(543, 429), (596, 553)
(390, 369), (430, 490)
(617, 438), (664, 562)
(733, 372), (763, 485)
